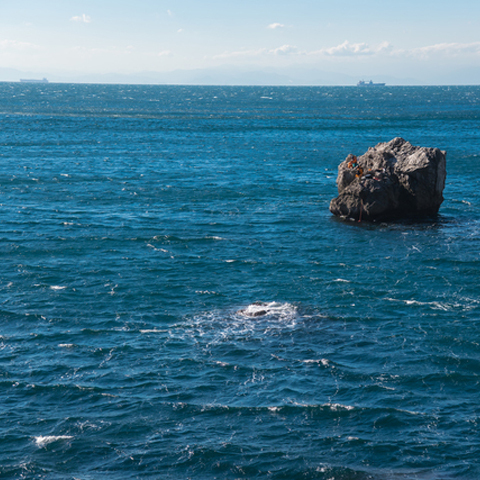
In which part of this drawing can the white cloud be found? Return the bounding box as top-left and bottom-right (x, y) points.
(377, 41), (393, 53)
(317, 40), (374, 56)
(315, 40), (480, 59)
(407, 42), (480, 57)
(268, 23), (285, 30)
(158, 50), (172, 57)
(177, 29), (184, 34)
(167, 10), (174, 17)
(0, 39), (39, 51)
(211, 39), (480, 65)
(272, 45), (299, 55)
(71, 14), (92, 23)
(212, 41), (395, 61)
(307, 40), (392, 57)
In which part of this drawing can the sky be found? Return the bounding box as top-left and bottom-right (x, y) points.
(1, 0), (480, 84)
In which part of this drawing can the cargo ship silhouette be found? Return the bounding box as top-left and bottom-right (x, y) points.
(357, 80), (385, 87)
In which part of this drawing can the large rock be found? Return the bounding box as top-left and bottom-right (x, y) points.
(329, 138), (446, 221)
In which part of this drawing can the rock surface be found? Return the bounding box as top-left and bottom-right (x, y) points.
(329, 138), (447, 221)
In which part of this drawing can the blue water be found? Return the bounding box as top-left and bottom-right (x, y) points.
(1, 83), (480, 479)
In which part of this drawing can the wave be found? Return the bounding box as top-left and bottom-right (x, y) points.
(163, 400), (427, 421)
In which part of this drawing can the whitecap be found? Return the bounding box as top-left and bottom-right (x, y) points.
(35, 436), (73, 447)
(386, 298), (453, 311)
(237, 301), (297, 319)
(147, 244), (170, 253)
(58, 344), (74, 348)
(326, 403), (355, 411)
(214, 361), (229, 367)
(302, 359), (330, 367)
(50, 286), (67, 291)
(404, 299), (451, 310)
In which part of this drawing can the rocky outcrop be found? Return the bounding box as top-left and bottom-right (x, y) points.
(329, 138), (446, 221)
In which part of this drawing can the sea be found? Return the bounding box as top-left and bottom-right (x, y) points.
(1, 83), (479, 480)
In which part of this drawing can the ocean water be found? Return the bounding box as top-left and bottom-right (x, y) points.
(1, 83), (480, 479)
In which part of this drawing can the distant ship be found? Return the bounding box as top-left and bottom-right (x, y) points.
(357, 80), (385, 87)
(20, 78), (49, 84)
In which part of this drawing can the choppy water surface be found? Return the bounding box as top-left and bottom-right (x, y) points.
(1, 83), (480, 479)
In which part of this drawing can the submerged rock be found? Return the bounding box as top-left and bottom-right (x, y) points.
(329, 138), (446, 221)
(237, 302), (269, 317)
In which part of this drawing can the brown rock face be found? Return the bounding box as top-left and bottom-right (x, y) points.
(329, 138), (446, 221)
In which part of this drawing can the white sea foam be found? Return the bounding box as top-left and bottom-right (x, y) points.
(302, 359), (331, 367)
(386, 298), (454, 311)
(237, 301), (297, 320)
(50, 286), (67, 291)
(147, 244), (171, 253)
(35, 435), (73, 447)
(214, 361), (229, 367)
(180, 302), (300, 346)
(327, 403), (355, 411)
(291, 401), (354, 411)
(58, 344), (74, 348)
